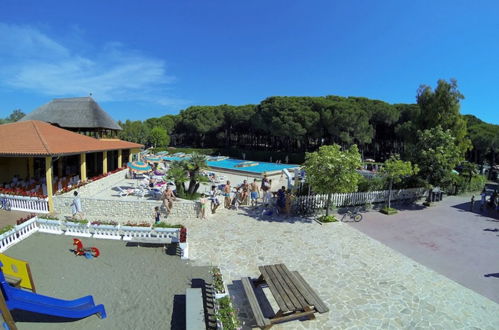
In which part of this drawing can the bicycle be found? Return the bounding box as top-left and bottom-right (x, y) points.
(0, 197), (12, 211)
(340, 209), (363, 222)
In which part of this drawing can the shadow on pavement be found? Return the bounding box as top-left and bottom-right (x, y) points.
(484, 273), (499, 278)
(451, 202), (499, 220)
(236, 206), (315, 224)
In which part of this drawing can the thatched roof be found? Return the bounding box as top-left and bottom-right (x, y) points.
(21, 97), (121, 130)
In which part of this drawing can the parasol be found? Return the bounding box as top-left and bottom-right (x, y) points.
(127, 161), (152, 173)
(144, 155), (162, 163)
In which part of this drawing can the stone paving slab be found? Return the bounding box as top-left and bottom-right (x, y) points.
(178, 209), (499, 329)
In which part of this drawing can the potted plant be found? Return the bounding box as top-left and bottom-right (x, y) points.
(212, 267), (227, 299)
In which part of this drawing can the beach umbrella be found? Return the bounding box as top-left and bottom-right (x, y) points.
(144, 155), (162, 163)
(127, 161), (152, 173)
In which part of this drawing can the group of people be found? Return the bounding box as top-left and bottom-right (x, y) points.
(197, 175), (293, 219)
(471, 189), (499, 212)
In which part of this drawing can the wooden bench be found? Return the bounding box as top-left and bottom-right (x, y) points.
(242, 264), (329, 329)
(241, 277), (271, 329)
(186, 288), (206, 330)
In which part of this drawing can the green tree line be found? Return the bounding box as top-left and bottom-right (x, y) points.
(117, 79), (498, 166)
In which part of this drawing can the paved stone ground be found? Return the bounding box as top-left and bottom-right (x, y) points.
(176, 206), (499, 329)
(348, 195), (499, 304)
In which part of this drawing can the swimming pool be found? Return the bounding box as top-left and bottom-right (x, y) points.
(162, 156), (299, 174)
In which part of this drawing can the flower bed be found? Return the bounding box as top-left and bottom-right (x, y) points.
(215, 296), (241, 330)
(212, 267), (227, 299)
(0, 188), (46, 199)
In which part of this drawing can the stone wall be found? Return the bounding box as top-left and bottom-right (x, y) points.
(74, 170), (127, 197)
(53, 195), (200, 223)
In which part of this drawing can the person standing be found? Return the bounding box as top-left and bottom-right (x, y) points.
(161, 186), (176, 215)
(480, 189), (486, 211)
(239, 180), (249, 203)
(470, 195), (475, 211)
(250, 178), (260, 207)
(70, 191), (83, 220)
(276, 186), (286, 214)
(261, 175), (271, 207)
(199, 194), (208, 219)
(223, 181), (232, 209)
(153, 206), (161, 224)
(209, 185), (220, 214)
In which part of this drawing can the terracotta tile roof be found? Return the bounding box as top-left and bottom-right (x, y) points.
(0, 120), (143, 156)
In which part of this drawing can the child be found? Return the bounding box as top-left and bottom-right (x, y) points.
(199, 194), (208, 219)
(209, 185), (220, 214)
(153, 206), (161, 224)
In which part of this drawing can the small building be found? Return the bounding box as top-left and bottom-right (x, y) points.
(0, 120), (142, 212)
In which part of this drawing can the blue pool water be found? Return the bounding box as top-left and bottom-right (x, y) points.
(162, 156), (298, 174)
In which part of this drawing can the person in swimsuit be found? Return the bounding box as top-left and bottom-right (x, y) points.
(250, 178), (260, 207)
(239, 180), (249, 203)
(223, 181), (231, 209)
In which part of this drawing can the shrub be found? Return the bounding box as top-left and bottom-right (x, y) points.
(318, 215), (337, 223)
(153, 222), (183, 228)
(0, 225), (14, 235)
(380, 207), (397, 215)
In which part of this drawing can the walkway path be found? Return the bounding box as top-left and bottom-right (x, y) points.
(179, 206), (499, 329)
(348, 195), (499, 304)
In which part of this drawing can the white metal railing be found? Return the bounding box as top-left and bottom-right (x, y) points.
(64, 222), (92, 238)
(0, 194), (49, 213)
(293, 187), (426, 208)
(154, 227), (180, 243)
(37, 219), (64, 235)
(91, 224), (121, 240)
(0, 216), (40, 252)
(121, 226), (153, 241)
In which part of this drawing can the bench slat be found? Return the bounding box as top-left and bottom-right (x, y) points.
(260, 265), (297, 312)
(274, 264), (309, 310)
(241, 277), (271, 328)
(291, 271), (329, 313)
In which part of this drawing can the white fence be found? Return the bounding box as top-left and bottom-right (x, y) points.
(0, 194), (49, 213)
(0, 217), (39, 252)
(0, 217), (187, 258)
(293, 187), (427, 210)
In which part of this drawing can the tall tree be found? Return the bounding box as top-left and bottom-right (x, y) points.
(304, 144), (362, 216)
(416, 79), (470, 155)
(148, 127), (170, 148)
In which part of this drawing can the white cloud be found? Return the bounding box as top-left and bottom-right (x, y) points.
(0, 23), (181, 105)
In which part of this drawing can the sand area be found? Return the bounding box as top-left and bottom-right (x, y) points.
(5, 233), (213, 330)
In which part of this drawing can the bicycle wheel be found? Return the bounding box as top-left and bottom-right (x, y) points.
(353, 214), (362, 222)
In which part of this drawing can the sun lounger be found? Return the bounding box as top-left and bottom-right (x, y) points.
(117, 186), (134, 197)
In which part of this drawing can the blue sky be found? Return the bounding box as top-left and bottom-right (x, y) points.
(0, 0), (498, 124)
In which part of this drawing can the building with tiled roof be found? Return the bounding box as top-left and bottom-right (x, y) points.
(0, 120), (143, 211)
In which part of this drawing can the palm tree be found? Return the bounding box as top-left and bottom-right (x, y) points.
(184, 153), (209, 195)
(166, 161), (188, 196)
